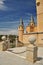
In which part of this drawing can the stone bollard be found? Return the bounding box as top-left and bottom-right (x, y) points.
(15, 36), (18, 47)
(6, 35), (10, 48)
(26, 35), (38, 63)
(0, 36), (8, 51)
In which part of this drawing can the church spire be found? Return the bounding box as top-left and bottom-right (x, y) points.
(30, 15), (34, 23)
(30, 15), (35, 32)
(30, 15), (35, 27)
(20, 18), (24, 26)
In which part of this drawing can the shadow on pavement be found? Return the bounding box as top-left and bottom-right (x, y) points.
(37, 57), (43, 61)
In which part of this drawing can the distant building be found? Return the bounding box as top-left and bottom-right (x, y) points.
(18, 0), (43, 46)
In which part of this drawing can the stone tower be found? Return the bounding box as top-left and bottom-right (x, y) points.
(18, 18), (24, 42)
(36, 0), (43, 32)
(30, 15), (35, 32)
(26, 15), (35, 33)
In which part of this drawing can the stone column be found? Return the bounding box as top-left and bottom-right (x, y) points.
(7, 35), (10, 48)
(15, 36), (18, 47)
(0, 36), (8, 51)
(26, 35), (38, 63)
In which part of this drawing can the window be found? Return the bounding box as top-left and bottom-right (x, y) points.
(37, 2), (40, 6)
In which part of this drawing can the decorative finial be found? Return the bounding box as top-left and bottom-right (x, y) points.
(29, 35), (36, 44)
(31, 15), (34, 22)
(20, 17), (23, 26)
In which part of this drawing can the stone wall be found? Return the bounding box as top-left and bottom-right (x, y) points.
(23, 32), (38, 46)
(23, 32), (43, 46)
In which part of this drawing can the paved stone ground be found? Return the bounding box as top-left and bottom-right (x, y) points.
(0, 47), (43, 65)
(7, 47), (43, 58)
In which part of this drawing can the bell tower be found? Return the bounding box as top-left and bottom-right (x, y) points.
(36, 0), (43, 32)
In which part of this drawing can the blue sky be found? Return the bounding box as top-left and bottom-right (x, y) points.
(0, 0), (36, 35)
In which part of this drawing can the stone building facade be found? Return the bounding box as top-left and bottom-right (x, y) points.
(18, 0), (43, 46)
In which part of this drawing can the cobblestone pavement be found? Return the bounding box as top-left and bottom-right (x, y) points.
(0, 47), (43, 65)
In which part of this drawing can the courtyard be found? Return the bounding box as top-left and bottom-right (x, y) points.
(0, 47), (43, 65)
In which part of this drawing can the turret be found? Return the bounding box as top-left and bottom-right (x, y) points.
(18, 18), (24, 42)
(26, 15), (35, 33)
(30, 15), (35, 32)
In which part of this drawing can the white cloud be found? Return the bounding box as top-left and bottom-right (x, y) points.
(0, 21), (19, 24)
(26, 13), (32, 16)
(9, 29), (18, 35)
(0, 0), (7, 10)
(0, 29), (18, 35)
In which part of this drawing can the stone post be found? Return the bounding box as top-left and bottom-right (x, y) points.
(7, 35), (10, 48)
(0, 36), (8, 51)
(15, 36), (18, 47)
(26, 35), (38, 63)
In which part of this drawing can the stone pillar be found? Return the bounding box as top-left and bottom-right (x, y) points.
(7, 35), (10, 48)
(0, 36), (8, 51)
(15, 36), (18, 47)
(0, 41), (4, 51)
(26, 35), (38, 63)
